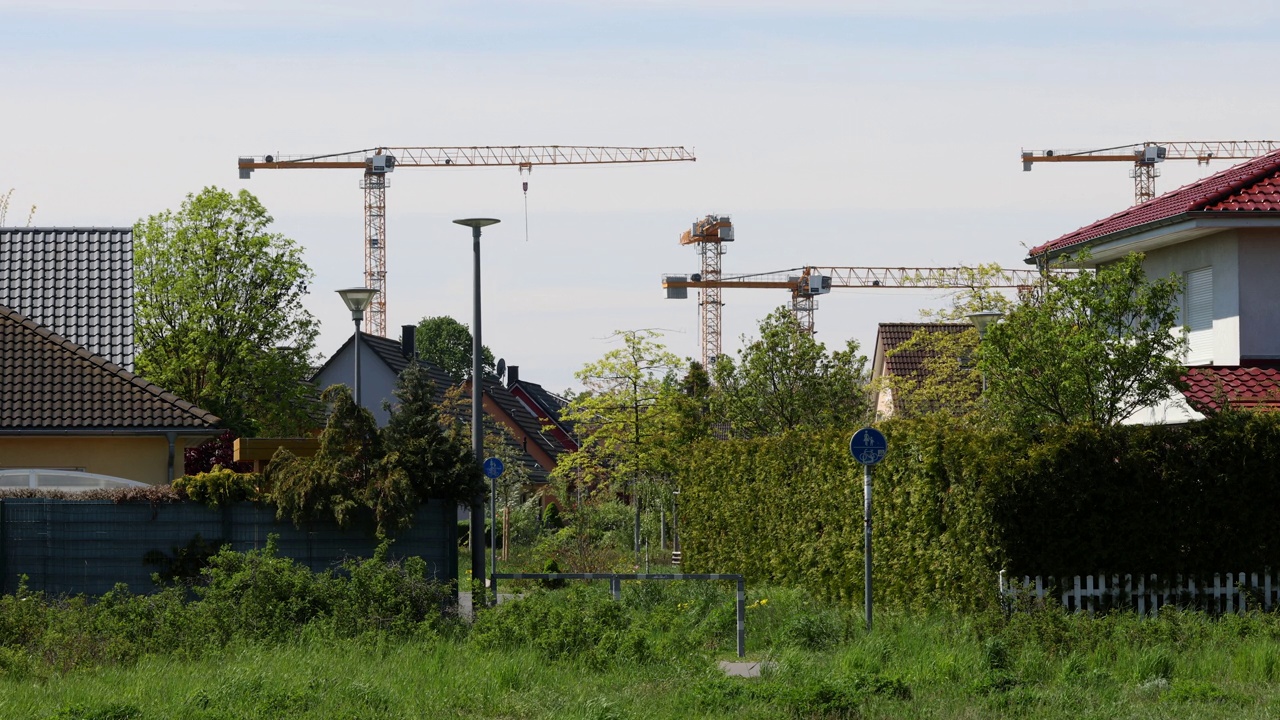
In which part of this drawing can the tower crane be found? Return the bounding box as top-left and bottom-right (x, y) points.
(1021, 141), (1280, 205)
(239, 145), (696, 336)
(663, 216), (1046, 366)
(663, 266), (1043, 367)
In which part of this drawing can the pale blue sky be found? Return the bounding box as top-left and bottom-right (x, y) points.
(4, 1), (1277, 391)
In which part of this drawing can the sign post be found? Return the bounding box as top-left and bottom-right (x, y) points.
(482, 457), (505, 604)
(850, 427), (887, 632)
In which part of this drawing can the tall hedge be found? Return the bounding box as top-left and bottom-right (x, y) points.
(677, 412), (1280, 611)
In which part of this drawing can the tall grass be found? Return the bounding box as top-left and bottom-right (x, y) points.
(7, 544), (1280, 718)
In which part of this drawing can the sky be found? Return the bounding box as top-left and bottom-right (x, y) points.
(4, 0), (1279, 393)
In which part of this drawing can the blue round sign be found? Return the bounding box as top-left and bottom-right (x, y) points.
(849, 428), (887, 466)
(482, 457), (505, 479)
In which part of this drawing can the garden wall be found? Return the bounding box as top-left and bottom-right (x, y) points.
(0, 499), (457, 596)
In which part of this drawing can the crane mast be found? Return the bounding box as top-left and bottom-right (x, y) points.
(1021, 140), (1280, 205)
(240, 145), (696, 336)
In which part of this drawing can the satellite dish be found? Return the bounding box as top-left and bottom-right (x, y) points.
(496, 358), (506, 380)
(264, 154), (274, 163)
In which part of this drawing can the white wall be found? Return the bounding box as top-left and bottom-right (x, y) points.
(312, 337), (401, 427)
(1237, 228), (1280, 361)
(1140, 231), (1240, 366)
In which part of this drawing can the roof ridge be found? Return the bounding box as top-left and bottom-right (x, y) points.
(1031, 149), (1280, 257)
(0, 303), (220, 426)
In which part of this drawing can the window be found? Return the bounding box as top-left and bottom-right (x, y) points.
(1185, 267), (1213, 364)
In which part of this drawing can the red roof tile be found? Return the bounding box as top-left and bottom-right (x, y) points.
(1031, 149), (1280, 257)
(1181, 366), (1280, 414)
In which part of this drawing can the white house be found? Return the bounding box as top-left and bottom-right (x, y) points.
(1028, 149), (1280, 422)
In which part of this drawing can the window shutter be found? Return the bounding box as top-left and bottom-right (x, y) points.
(1185, 267), (1213, 364)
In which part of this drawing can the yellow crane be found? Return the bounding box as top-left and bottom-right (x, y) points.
(1021, 141), (1280, 205)
(663, 265), (1043, 367)
(664, 217), (1043, 366)
(239, 145), (696, 336)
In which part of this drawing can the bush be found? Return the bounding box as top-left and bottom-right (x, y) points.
(173, 466), (264, 507)
(470, 585), (649, 667)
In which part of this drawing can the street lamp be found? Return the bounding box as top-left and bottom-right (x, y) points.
(967, 310), (1003, 393)
(967, 310), (1003, 338)
(336, 287), (379, 406)
(454, 217), (500, 607)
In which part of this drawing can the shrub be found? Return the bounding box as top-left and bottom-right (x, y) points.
(470, 585), (648, 667)
(173, 466), (264, 507)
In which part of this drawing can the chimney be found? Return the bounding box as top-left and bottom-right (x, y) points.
(507, 365), (519, 386)
(401, 325), (416, 359)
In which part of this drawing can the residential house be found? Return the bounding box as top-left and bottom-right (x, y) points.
(870, 322), (975, 419)
(1028, 149), (1280, 421)
(504, 365), (578, 452)
(311, 326), (563, 484)
(0, 304), (220, 484)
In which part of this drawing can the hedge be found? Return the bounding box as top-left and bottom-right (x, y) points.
(677, 412), (1280, 611)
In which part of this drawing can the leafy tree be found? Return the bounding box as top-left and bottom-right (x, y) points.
(552, 330), (686, 500)
(712, 308), (871, 436)
(269, 368), (482, 536)
(134, 187), (318, 436)
(918, 263), (1021, 322)
(980, 252), (1186, 429)
(414, 315), (494, 380)
(877, 326), (982, 419)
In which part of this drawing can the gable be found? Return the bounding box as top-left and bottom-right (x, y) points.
(0, 228), (135, 370)
(1, 304), (219, 431)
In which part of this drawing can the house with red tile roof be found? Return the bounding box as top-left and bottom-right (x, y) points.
(1028, 149), (1280, 420)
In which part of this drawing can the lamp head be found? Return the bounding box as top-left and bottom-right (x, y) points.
(337, 287), (379, 322)
(453, 218), (501, 230)
(967, 310), (1004, 337)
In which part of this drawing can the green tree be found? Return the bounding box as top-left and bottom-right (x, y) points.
(551, 331), (687, 558)
(712, 308), (871, 436)
(980, 252), (1186, 429)
(878, 326), (982, 419)
(414, 316), (494, 379)
(269, 368), (482, 536)
(552, 330), (686, 498)
(134, 187), (318, 436)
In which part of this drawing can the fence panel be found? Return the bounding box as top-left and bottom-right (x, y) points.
(0, 499), (457, 597)
(1002, 570), (1280, 616)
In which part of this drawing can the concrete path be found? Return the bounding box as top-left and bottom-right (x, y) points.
(718, 661), (774, 678)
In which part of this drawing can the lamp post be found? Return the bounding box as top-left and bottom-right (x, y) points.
(454, 217), (500, 608)
(967, 310), (1003, 393)
(336, 287), (379, 406)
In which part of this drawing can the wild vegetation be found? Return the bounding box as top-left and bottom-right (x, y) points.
(6, 550), (1280, 719)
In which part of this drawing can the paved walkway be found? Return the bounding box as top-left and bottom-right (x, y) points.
(718, 661), (774, 678)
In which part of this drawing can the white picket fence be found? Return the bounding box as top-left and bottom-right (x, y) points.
(999, 571), (1280, 616)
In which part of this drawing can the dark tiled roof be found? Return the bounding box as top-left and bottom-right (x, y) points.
(330, 333), (560, 482)
(359, 333), (456, 399)
(0, 228), (134, 370)
(877, 323), (972, 378)
(482, 376), (563, 465)
(0, 304), (220, 430)
(1181, 366), (1280, 414)
(1030, 150), (1280, 257)
(509, 378), (578, 448)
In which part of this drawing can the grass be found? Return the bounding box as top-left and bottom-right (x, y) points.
(8, 597), (1280, 719)
(7, 540), (1280, 718)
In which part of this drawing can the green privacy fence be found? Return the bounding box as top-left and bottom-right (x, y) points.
(0, 498), (457, 597)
